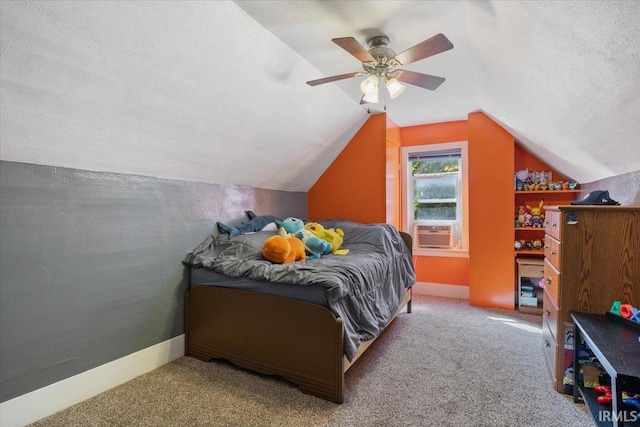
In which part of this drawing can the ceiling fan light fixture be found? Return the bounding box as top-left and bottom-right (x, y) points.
(385, 78), (405, 99)
(362, 89), (379, 103)
(360, 75), (379, 95)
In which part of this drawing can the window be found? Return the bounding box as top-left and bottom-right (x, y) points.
(401, 141), (468, 255)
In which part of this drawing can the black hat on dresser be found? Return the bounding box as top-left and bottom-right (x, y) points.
(570, 190), (620, 205)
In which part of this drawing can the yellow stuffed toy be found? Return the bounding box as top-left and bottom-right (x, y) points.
(262, 235), (306, 264)
(304, 222), (349, 255)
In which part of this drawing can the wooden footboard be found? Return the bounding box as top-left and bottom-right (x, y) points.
(186, 286), (346, 402)
(185, 285), (412, 403)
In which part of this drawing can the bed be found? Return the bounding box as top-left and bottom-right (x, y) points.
(183, 219), (415, 403)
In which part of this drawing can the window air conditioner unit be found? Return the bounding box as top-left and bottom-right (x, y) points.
(414, 224), (453, 249)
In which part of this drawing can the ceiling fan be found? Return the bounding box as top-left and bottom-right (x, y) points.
(307, 33), (454, 104)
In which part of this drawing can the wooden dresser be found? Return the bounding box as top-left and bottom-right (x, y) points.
(541, 205), (640, 393)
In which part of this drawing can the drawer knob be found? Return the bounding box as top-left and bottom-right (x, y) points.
(545, 309), (551, 317)
(547, 277), (553, 285)
(545, 340), (551, 347)
(552, 223), (557, 228)
(551, 251), (557, 255)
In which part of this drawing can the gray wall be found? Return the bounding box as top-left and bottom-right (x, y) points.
(579, 169), (640, 206)
(0, 160), (306, 402)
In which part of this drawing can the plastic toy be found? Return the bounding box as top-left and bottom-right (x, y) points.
(595, 386), (612, 404)
(532, 239), (543, 250)
(609, 301), (622, 316)
(516, 205), (527, 226)
(619, 304), (633, 319)
(515, 169), (529, 181)
(526, 200), (545, 227)
(623, 392), (640, 410)
(609, 300), (640, 323)
(596, 388), (640, 409)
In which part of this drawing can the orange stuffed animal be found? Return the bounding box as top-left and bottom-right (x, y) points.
(262, 235), (306, 264)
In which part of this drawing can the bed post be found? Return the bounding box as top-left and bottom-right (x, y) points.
(399, 231), (414, 314)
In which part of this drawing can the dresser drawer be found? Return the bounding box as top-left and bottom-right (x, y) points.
(543, 289), (559, 342)
(544, 235), (561, 269)
(543, 259), (560, 304)
(544, 209), (562, 240)
(542, 318), (557, 385)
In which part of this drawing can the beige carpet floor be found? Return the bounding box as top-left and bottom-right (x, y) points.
(30, 295), (592, 426)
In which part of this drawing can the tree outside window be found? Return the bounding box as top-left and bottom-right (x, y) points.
(411, 159), (460, 221)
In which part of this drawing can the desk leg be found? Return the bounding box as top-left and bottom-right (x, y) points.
(574, 323), (580, 403)
(611, 375), (621, 427)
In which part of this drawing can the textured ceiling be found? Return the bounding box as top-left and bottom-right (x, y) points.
(236, 0), (640, 184)
(1, 1), (639, 192)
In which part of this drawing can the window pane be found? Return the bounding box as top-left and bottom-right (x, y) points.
(414, 176), (457, 200)
(412, 159), (459, 174)
(415, 202), (457, 221)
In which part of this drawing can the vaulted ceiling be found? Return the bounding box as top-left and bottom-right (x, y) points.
(1, 1), (639, 192)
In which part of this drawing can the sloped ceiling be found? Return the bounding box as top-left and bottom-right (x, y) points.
(236, 0), (640, 184)
(1, 1), (639, 193)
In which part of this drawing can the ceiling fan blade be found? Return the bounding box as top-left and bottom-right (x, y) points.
(332, 37), (375, 63)
(306, 72), (362, 86)
(397, 70), (446, 90)
(394, 33), (453, 66)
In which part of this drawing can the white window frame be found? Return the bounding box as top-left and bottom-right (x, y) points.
(401, 141), (469, 257)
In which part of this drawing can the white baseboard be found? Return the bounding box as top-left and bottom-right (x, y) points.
(412, 282), (470, 299)
(0, 334), (185, 427)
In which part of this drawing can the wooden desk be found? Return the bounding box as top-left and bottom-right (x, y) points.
(571, 312), (640, 427)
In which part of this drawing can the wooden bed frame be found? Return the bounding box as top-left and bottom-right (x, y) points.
(185, 232), (413, 404)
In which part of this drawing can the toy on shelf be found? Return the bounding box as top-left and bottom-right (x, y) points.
(594, 387), (640, 409)
(514, 169), (578, 191)
(595, 386), (612, 405)
(609, 300), (640, 323)
(526, 200), (545, 227)
(623, 392), (640, 410)
(531, 238), (543, 250)
(514, 238), (544, 252)
(514, 201), (546, 228)
(515, 205), (527, 227)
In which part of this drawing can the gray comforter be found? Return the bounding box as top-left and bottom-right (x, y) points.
(183, 220), (415, 360)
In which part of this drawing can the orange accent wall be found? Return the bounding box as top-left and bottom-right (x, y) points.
(386, 117), (401, 229)
(515, 143), (572, 183)
(386, 116), (402, 145)
(309, 111), (572, 310)
(414, 256), (469, 286)
(468, 112), (515, 309)
(401, 120), (468, 146)
(308, 114), (387, 223)
(399, 120), (470, 287)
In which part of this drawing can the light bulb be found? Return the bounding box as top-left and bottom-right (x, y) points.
(360, 75), (379, 95)
(363, 89), (379, 103)
(386, 78), (405, 99)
